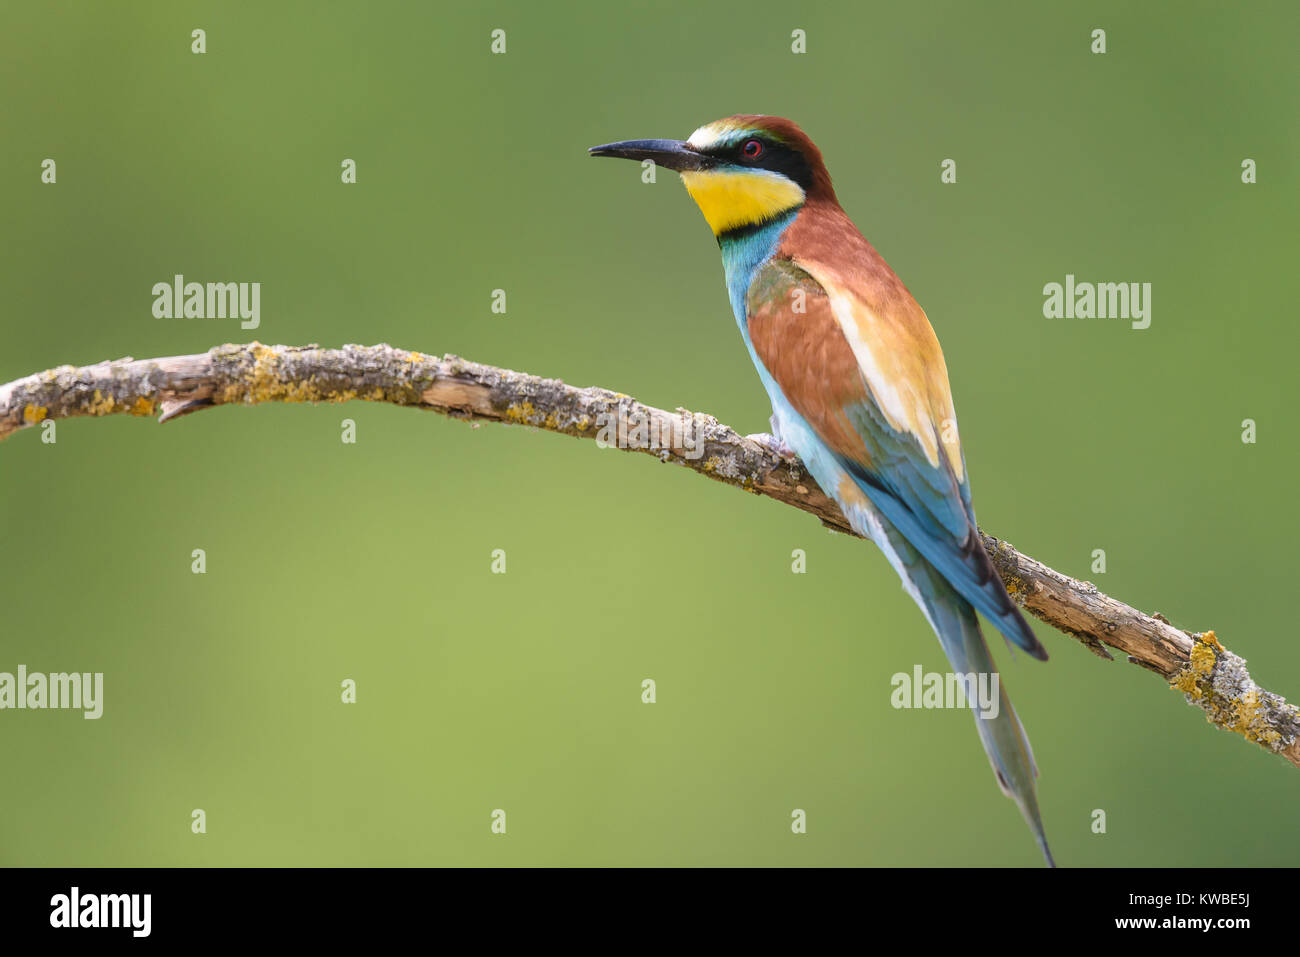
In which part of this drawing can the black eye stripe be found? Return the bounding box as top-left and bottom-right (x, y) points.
(727, 138), (814, 191)
(696, 136), (814, 191)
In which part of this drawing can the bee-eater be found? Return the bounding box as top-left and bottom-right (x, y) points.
(591, 115), (1054, 866)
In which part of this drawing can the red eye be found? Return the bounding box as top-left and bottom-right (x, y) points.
(742, 139), (764, 159)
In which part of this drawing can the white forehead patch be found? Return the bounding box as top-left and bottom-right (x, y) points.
(686, 124), (736, 151)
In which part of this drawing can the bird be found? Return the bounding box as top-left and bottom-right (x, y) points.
(590, 115), (1054, 866)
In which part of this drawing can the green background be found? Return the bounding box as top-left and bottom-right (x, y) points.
(2, 0), (1296, 866)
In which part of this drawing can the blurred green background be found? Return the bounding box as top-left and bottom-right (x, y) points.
(1, 0), (1297, 866)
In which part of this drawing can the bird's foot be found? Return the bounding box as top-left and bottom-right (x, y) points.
(745, 431), (797, 461)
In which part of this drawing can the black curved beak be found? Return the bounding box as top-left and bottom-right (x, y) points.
(588, 138), (715, 172)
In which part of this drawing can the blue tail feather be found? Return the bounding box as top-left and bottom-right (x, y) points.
(891, 529), (1055, 866)
(838, 456), (1048, 661)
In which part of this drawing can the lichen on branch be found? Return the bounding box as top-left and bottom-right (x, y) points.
(1, 341), (1297, 768)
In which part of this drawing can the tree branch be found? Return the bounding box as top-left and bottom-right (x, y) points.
(3, 341), (1297, 766)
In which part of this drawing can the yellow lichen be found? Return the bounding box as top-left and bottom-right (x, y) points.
(129, 396), (155, 417)
(1170, 670), (1201, 698)
(504, 401), (537, 424)
(1170, 633), (1218, 701)
(1188, 639), (1217, 676)
(1218, 688), (1283, 747)
(87, 390), (116, 416)
(1229, 690), (1262, 735)
(215, 345), (355, 406)
(1169, 631), (1297, 751)
(22, 404), (47, 424)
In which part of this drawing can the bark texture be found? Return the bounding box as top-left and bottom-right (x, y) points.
(3, 341), (1296, 766)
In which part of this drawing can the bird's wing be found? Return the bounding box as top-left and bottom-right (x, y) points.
(745, 257), (1045, 659)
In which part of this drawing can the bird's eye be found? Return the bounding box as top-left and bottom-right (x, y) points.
(741, 139), (764, 160)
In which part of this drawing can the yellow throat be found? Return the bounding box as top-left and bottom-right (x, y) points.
(679, 168), (805, 235)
